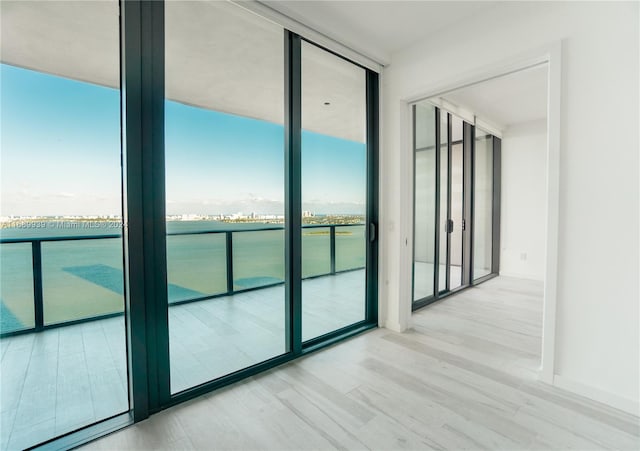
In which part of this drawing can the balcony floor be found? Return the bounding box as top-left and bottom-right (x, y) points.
(0, 270), (365, 451)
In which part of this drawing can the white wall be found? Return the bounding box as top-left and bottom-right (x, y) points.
(500, 119), (547, 281)
(380, 1), (639, 413)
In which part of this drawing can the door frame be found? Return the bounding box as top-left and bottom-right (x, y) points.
(401, 42), (561, 383)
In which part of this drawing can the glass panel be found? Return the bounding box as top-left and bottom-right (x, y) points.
(336, 225), (366, 272)
(302, 227), (331, 278)
(413, 103), (437, 301)
(0, 243), (35, 334)
(165, 1), (286, 393)
(450, 116), (464, 290)
(167, 233), (227, 303)
(0, 1), (126, 448)
(474, 129), (494, 279)
(451, 113), (464, 141)
(438, 112), (449, 292)
(42, 239), (123, 325)
(301, 41), (367, 341)
(233, 229), (284, 290)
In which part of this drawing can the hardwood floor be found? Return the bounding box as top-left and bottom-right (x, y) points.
(0, 271), (365, 451)
(83, 276), (640, 450)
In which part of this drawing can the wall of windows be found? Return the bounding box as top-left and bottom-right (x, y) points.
(0, 1), (378, 449)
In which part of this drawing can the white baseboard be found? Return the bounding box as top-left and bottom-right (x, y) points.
(383, 319), (407, 333)
(498, 270), (544, 282)
(552, 374), (640, 417)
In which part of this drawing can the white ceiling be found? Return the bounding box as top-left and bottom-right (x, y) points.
(2, 0), (542, 137)
(0, 1), (120, 88)
(440, 64), (549, 129)
(261, 0), (499, 64)
(1, 0), (366, 142)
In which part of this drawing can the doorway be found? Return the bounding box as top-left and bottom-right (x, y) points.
(409, 59), (552, 379)
(412, 102), (502, 309)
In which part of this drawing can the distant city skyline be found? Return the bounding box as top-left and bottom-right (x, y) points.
(1, 64), (366, 217)
(0, 212), (365, 221)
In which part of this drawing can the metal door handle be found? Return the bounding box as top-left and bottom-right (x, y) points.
(446, 219), (454, 233)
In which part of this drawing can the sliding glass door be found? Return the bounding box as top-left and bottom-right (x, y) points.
(435, 111), (466, 295)
(164, 1), (288, 394)
(301, 41), (368, 342)
(449, 116), (465, 291)
(412, 104), (437, 300)
(159, 2), (377, 401)
(413, 102), (498, 307)
(0, 2), (128, 449)
(473, 128), (495, 280)
(0, 2), (378, 447)
(414, 107), (469, 301)
(438, 111), (449, 293)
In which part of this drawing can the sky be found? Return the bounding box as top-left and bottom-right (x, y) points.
(1, 64), (366, 217)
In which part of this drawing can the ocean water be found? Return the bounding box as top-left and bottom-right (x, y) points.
(0, 221), (365, 334)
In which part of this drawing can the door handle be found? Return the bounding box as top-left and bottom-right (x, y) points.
(446, 219), (454, 233)
(369, 222), (376, 242)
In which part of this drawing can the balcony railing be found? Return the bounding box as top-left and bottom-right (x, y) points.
(0, 224), (365, 337)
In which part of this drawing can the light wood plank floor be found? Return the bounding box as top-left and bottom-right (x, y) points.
(413, 262), (462, 300)
(83, 276), (640, 450)
(0, 270), (365, 451)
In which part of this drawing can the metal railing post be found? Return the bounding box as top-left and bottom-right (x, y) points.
(32, 241), (44, 331)
(330, 226), (336, 275)
(226, 231), (234, 294)
(1, 223), (367, 338)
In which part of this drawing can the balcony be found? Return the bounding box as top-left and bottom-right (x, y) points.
(0, 223), (366, 451)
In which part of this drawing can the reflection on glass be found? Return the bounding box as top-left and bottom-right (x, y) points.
(165, 1), (286, 393)
(413, 103), (437, 301)
(474, 129), (494, 279)
(301, 41), (367, 341)
(233, 230), (284, 290)
(43, 239), (123, 325)
(336, 225), (366, 272)
(167, 234), (227, 302)
(439, 112), (449, 292)
(302, 227), (331, 278)
(0, 243), (35, 334)
(450, 115), (464, 290)
(0, 1), (127, 448)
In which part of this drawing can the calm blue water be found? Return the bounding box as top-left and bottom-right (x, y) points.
(0, 219), (282, 239)
(0, 221), (365, 334)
